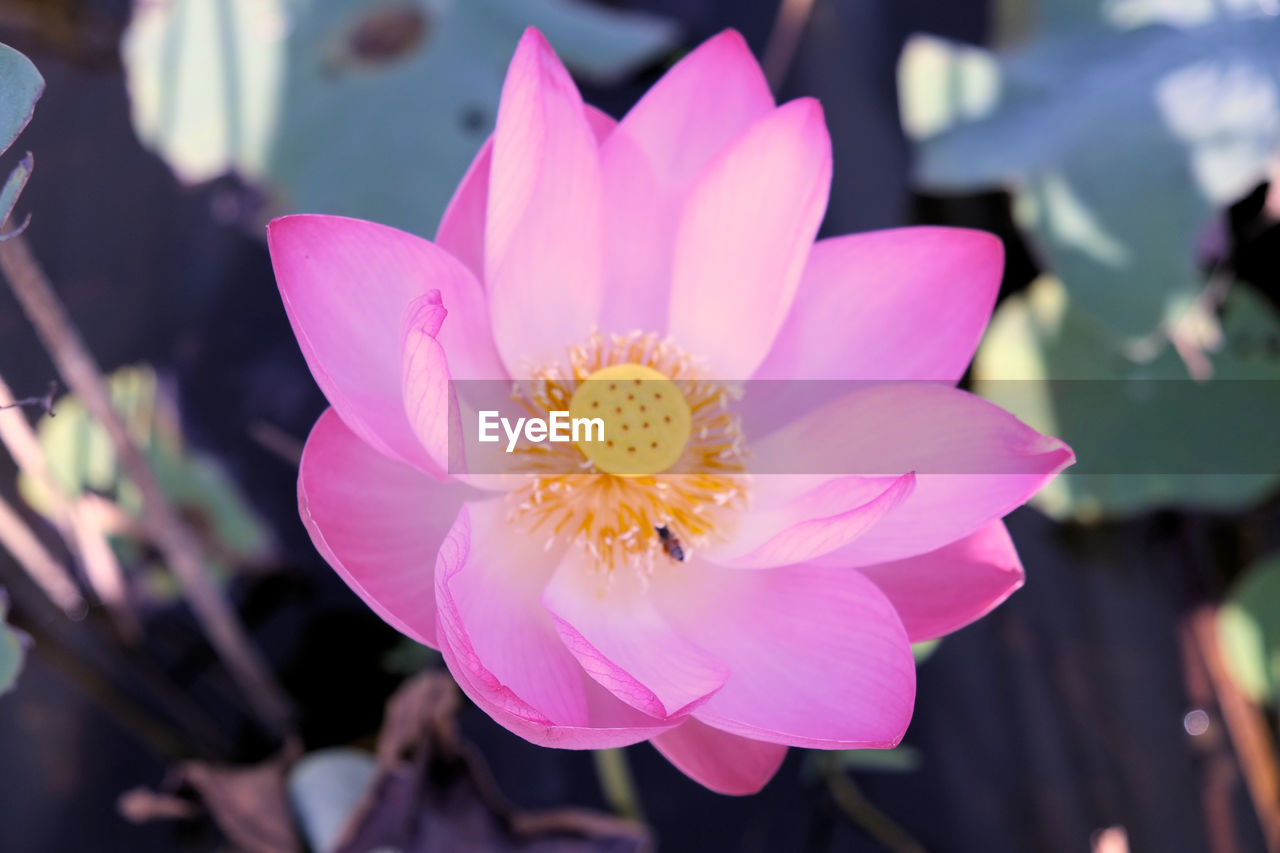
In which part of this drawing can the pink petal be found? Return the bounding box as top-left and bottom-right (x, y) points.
(542, 552), (728, 718)
(585, 108), (619, 144)
(751, 383), (1073, 566)
(441, 639), (674, 749)
(436, 106), (616, 285)
(857, 520), (1024, 642)
(399, 292), (456, 473)
(486, 28), (605, 373)
(651, 718), (787, 795)
(298, 409), (470, 647)
(595, 30), (774, 335)
(268, 215), (502, 475)
(667, 99), (832, 379)
(613, 29), (773, 189)
(701, 473), (916, 569)
(597, 129), (673, 334)
(754, 227), (1005, 381)
(434, 500), (675, 748)
(650, 560), (916, 748)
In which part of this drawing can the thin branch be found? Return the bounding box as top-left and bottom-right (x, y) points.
(27, 622), (189, 753)
(820, 754), (927, 853)
(0, 379), (56, 415)
(2, 547), (234, 759)
(0, 376), (65, 500)
(248, 419), (303, 468)
(0, 373), (138, 638)
(762, 0), (817, 92)
(0, 231), (294, 739)
(17, 610), (189, 759)
(0, 490), (84, 616)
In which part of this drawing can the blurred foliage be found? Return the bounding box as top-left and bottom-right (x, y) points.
(380, 636), (442, 675)
(119, 746), (301, 853)
(18, 366), (274, 596)
(122, 0), (678, 235)
(1219, 552), (1280, 705)
(900, 0), (1280, 341)
(126, 672), (650, 851)
(0, 40), (41, 699)
(800, 744), (922, 787)
(0, 39), (42, 237)
(912, 638), (940, 664)
(0, 151), (33, 239)
(0, 39), (42, 154)
(827, 745), (923, 775)
(0, 589), (27, 697)
(974, 276), (1280, 521)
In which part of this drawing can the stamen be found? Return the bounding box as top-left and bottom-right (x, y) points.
(506, 331), (749, 573)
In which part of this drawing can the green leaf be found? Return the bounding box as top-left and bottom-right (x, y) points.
(0, 588), (29, 697)
(0, 41), (43, 157)
(18, 366), (274, 578)
(0, 42), (42, 234)
(122, 0), (294, 185)
(122, 0), (678, 234)
(972, 276), (1280, 520)
(900, 12), (1280, 339)
(516, 0), (678, 85)
(1219, 554), (1280, 705)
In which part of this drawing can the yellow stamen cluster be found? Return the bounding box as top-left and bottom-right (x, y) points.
(506, 331), (748, 573)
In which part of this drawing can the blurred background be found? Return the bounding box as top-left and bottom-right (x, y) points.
(0, 0), (1278, 850)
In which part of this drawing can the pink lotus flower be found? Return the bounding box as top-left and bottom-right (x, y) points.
(268, 28), (1073, 794)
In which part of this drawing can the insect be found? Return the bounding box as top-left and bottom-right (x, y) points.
(654, 525), (685, 562)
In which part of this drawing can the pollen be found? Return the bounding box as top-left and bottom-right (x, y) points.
(505, 331), (748, 574)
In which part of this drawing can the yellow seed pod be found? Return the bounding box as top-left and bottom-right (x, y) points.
(568, 363), (692, 476)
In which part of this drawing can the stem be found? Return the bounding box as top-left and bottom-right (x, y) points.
(1179, 517), (1280, 851)
(247, 419), (303, 467)
(1189, 605), (1280, 851)
(16, 610), (189, 759)
(1176, 614), (1242, 853)
(593, 748), (644, 822)
(0, 380), (54, 414)
(0, 232), (294, 739)
(0, 490), (84, 615)
(0, 372), (138, 638)
(820, 754), (927, 853)
(762, 0), (817, 91)
(2, 553), (234, 758)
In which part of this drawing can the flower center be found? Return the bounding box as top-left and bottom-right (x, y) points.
(567, 363), (692, 477)
(506, 331), (748, 573)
